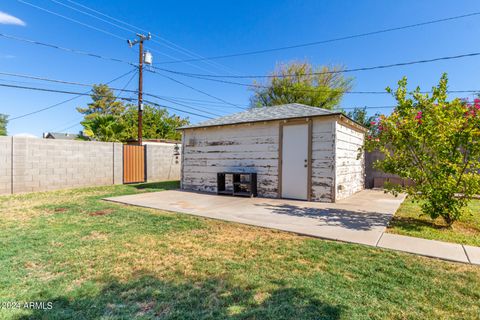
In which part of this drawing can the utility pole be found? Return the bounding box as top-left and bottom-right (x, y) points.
(128, 33), (151, 145)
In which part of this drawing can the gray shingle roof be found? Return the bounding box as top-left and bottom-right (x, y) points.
(44, 132), (80, 140)
(180, 103), (338, 129)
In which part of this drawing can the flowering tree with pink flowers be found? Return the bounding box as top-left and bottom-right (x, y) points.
(365, 74), (480, 225)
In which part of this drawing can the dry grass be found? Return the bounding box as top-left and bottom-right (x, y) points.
(1, 182), (479, 319)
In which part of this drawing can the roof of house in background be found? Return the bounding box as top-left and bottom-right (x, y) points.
(125, 138), (181, 145)
(179, 103), (346, 129)
(43, 132), (81, 140)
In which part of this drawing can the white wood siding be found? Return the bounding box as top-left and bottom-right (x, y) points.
(181, 122), (280, 198)
(181, 116), (363, 202)
(311, 118), (335, 202)
(335, 120), (365, 200)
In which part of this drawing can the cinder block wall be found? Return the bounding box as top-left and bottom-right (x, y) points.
(0, 137), (123, 195)
(145, 143), (181, 182)
(0, 137), (12, 195)
(113, 143), (123, 185)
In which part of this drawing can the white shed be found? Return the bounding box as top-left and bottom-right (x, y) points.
(179, 104), (366, 202)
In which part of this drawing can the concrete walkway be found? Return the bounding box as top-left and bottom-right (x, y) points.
(105, 190), (479, 265)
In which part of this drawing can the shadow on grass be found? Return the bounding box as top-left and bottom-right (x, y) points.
(16, 275), (341, 320)
(131, 181), (180, 191)
(388, 216), (448, 232)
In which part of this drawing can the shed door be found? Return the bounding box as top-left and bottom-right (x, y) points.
(281, 124), (309, 200)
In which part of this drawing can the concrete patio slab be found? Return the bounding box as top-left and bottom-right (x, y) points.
(464, 245), (480, 265)
(105, 190), (479, 265)
(106, 189), (405, 246)
(377, 233), (470, 264)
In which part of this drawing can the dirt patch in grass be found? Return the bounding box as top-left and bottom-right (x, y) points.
(54, 207), (68, 213)
(82, 231), (109, 241)
(89, 209), (114, 216)
(451, 221), (480, 235)
(24, 261), (63, 282)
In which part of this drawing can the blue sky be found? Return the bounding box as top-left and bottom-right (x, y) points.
(1, 0), (480, 136)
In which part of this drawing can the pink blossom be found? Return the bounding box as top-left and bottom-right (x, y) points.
(474, 98), (480, 109)
(370, 121), (376, 126)
(415, 111), (423, 120)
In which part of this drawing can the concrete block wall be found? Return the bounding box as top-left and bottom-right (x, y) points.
(0, 137), (123, 195)
(145, 143), (181, 182)
(0, 137), (12, 195)
(113, 142), (123, 185)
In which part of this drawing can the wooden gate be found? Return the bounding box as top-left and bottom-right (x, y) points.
(123, 145), (146, 184)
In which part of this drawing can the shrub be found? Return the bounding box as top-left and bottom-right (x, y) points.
(365, 74), (480, 225)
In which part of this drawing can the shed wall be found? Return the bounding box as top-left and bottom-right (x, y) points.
(181, 117), (364, 202)
(181, 121), (279, 197)
(334, 121), (365, 200)
(310, 118), (336, 202)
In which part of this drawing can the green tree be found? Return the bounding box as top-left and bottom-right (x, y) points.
(250, 62), (353, 109)
(365, 74), (480, 225)
(121, 104), (189, 141)
(82, 115), (125, 142)
(346, 107), (380, 128)
(77, 84), (125, 120)
(0, 114), (8, 136)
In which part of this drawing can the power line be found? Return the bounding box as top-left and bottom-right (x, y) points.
(155, 97), (224, 117)
(160, 97), (249, 109)
(3, 82), (215, 120)
(148, 70), (246, 110)
(0, 33), (134, 66)
(115, 70), (138, 99)
(0, 81), (424, 120)
(147, 95), (223, 117)
(44, 0), (233, 76)
(51, 70), (137, 132)
(341, 106), (396, 110)
(45, 0), (190, 67)
(142, 99), (213, 119)
(7, 70), (135, 121)
(3, 69), (477, 107)
(150, 67), (480, 95)
(154, 11), (480, 64)
(153, 51), (480, 79)
(60, 0), (239, 75)
(147, 95), (247, 107)
(0, 70), (145, 94)
(17, 0), (126, 41)
(0, 70), (246, 114)
(54, 116), (84, 132)
(0, 71), (97, 88)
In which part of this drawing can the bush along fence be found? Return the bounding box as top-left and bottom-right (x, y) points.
(0, 136), (180, 195)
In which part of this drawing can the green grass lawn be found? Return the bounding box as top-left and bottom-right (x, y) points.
(0, 183), (479, 319)
(387, 197), (480, 247)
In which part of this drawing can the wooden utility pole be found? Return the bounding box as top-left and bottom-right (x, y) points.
(128, 33), (151, 145)
(137, 37), (144, 145)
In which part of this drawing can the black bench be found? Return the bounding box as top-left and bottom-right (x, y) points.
(217, 172), (257, 197)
